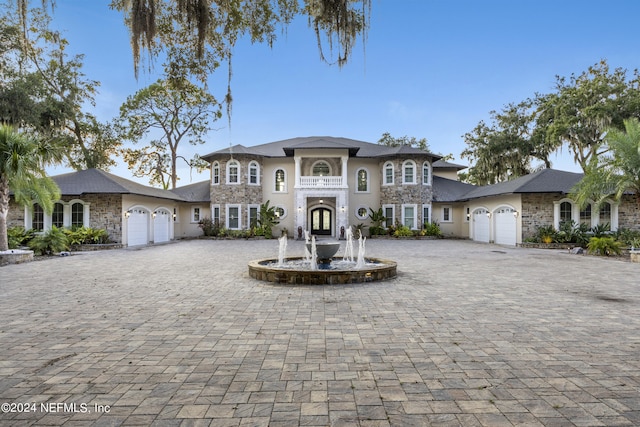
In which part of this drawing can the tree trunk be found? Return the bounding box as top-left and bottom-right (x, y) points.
(0, 177), (10, 252)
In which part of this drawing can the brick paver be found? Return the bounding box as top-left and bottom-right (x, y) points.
(1, 239), (639, 426)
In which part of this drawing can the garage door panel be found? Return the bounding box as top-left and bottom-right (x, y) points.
(153, 209), (171, 243)
(127, 208), (149, 246)
(473, 209), (490, 242)
(495, 208), (516, 246)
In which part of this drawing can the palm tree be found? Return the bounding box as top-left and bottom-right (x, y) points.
(0, 125), (62, 251)
(572, 118), (640, 209)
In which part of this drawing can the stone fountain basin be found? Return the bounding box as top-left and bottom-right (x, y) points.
(248, 257), (397, 285)
(305, 240), (341, 259)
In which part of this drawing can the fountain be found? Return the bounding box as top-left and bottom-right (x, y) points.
(248, 227), (397, 285)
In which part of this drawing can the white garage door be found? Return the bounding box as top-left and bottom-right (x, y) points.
(494, 207), (517, 246)
(473, 209), (490, 243)
(127, 208), (149, 246)
(153, 209), (171, 243)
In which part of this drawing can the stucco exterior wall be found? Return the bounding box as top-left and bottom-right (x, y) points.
(174, 203), (211, 238)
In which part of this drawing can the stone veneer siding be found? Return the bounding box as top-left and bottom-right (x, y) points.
(521, 193), (640, 238)
(520, 193), (557, 239)
(7, 194), (123, 243)
(212, 156), (263, 228)
(378, 158), (433, 225)
(618, 195), (640, 231)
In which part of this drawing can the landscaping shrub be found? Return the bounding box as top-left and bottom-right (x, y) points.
(198, 217), (220, 236)
(423, 221), (442, 237)
(28, 226), (69, 255)
(64, 226), (110, 245)
(393, 225), (413, 237)
(7, 226), (35, 249)
(587, 236), (624, 256)
(533, 225), (557, 244)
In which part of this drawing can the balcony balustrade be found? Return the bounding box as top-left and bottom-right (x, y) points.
(298, 176), (344, 188)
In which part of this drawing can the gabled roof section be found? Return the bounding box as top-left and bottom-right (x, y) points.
(461, 169), (584, 200)
(432, 176), (477, 202)
(52, 169), (184, 201)
(200, 136), (441, 160)
(171, 180), (210, 202)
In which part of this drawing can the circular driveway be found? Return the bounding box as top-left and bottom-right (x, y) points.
(1, 239), (639, 426)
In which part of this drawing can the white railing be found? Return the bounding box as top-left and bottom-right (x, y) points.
(298, 176), (343, 188)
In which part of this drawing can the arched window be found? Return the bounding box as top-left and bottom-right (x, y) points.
(356, 168), (368, 192)
(274, 169), (286, 192)
(402, 160), (416, 184)
(32, 204), (44, 231)
(312, 161), (331, 176)
(248, 161), (260, 185)
(52, 203), (64, 228)
(422, 161), (431, 185)
(383, 162), (394, 185)
(212, 161), (220, 185)
(71, 202), (84, 228)
(227, 160), (240, 184)
(560, 201), (572, 226)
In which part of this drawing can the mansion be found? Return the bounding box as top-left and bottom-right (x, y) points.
(8, 136), (640, 246)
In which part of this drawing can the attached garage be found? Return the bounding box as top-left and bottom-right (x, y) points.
(153, 208), (172, 243)
(472, 208), (490, 242)
(494, 207), (517, 246)
(127, 208), (149, 246)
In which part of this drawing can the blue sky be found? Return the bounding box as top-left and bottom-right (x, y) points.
(44, 0), (640, 185)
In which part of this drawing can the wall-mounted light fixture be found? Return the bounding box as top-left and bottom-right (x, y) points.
(319, 199), (324, 204)
(486, 212), (491, 218)
(340, 206), (345, 212)
(297, 206), (302, 212)
(513, 210), (519, 218)
(152, 212), (157, 218)
(125, 210), (131, 218)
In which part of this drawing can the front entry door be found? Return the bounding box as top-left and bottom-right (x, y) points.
(311, 208), (332, 235)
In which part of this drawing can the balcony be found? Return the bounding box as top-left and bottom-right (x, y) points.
(298, 176), (344, 188)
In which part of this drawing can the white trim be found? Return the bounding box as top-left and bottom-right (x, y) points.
(422, 161), (432, 186)
(402, 160), (416, 185)
(422, 203), (432, 225)
(247, 204), (260, 228)
(275, 205), (287, 220)
(441, 205), (453, 223)
(226, 160), (240, 185)
(211, 204), (221, 226)
(226, 204), (241, 229)
(382, 204), (395, 228)
(248, 161), (260, 185)
(191, 206), (202, 223)
(355, 205), (369, 220)
(402, 204), (417, 229)
(212, 161), (220, 185)
(383, 162), (394, 186)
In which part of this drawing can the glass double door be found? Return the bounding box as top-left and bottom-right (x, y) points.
(311, 207), (332, 235)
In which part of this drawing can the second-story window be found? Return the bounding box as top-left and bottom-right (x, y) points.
(249, 161), (259, 185)
(274, 169), (286, 192)
(383, 162), (394, 185)
(403, 160), (416, 184)
(227, 160), (240, 184)
(357, 168), (368, 192)
(312, 161), (331, 176)
(212, 161), (220, 184)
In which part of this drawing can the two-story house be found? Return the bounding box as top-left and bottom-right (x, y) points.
(200, 136), (441, 237)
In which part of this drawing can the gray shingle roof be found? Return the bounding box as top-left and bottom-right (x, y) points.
(53, 169), (185, 201)
(433, 159), (467, 170)
(460, 169), (584, 201)
(170, 180), (210, 202)
(201, 136), (441, 160)
(432, 176), (477, 202)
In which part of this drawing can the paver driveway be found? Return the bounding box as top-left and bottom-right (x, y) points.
(1, 239), (639, 426)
